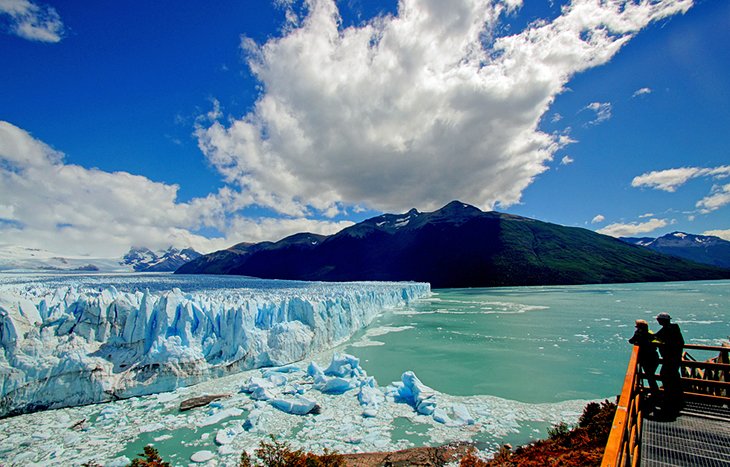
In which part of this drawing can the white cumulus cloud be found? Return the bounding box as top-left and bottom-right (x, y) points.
(197, 0), (693, 216)
(696, 183), (730, 213)
(631, 165), (730, 192)
(597, 218), (668, 237)
(702, 229), (730, 241)
(632, 87), (652, 97)
(591, 214), (604, 224)
(583, 101), (612, 125)
(0, 0), (64, 42)
(0, 121), (349, 256)
(561, 155), (574, 165)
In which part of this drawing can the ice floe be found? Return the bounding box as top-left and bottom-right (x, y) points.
(0, 351), (592, 466)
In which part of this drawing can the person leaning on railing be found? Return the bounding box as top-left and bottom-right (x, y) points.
(652, 312), (685, 418)
(629, 319), (660, 395)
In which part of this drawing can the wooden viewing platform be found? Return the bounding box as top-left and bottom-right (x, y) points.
(602, 344), (730, 467)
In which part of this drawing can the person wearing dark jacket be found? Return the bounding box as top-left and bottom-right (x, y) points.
(653, 312), (685, 417)
(629, 319), (659, 393)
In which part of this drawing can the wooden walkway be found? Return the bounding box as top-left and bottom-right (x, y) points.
(641, 401), (730, 466)
(602, 344), (730, 467)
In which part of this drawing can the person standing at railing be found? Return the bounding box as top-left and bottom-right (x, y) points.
(629, 319), (660, 394)
(652, 312), (685, 418)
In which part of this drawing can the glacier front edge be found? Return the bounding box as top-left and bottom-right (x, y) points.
(0, 277), (429, 417)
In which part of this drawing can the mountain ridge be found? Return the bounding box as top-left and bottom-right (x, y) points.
(177, 202), (730, 287)
(620, 231), (730, 269)
(0, 245), (202, 272)
(121, 246), (202, 272)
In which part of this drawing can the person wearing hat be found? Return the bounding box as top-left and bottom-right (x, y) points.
(629, 319), (660, 394)
(652, 312), (685, 417)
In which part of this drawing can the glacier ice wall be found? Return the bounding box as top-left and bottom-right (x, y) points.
(0, 280), (429, 417)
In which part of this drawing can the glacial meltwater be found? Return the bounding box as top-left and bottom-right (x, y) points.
(344, 281), (729, 403)
(1, 275), (728, 466)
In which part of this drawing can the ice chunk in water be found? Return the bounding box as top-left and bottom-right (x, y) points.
(270, 396), (316, 415)
(314, 376), (356, 394)
(398, 371), (437, 416)
(324, 353), (365, 378)
(432, 408), (452, 424)
(190, 450), (214, 463)
(453, 404), (475, 425)
(358, 377), (383, 408)
(197, 408), (243, 427)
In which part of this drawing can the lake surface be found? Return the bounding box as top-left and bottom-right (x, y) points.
(345, 281), (730, 403)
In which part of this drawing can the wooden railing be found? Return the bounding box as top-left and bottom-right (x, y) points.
(681, 344), (730, 401)
(602, 343), (730, 467)
(602, 346), (642, 467)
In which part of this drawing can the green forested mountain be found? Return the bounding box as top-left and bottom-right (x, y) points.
(177, 201), (730, 288)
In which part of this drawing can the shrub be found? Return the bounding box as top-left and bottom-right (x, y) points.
(547, 421), (571, 440)
(241, 435), (345, 467)
(129, 445), (171, 467)
(579, 400), (617, 442)
(460, 400), (618, 466)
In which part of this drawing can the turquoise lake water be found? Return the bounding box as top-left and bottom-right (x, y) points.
(343, 280), (730, 403)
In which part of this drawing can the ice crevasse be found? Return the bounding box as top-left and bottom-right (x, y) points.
(0, 281), (429, 417)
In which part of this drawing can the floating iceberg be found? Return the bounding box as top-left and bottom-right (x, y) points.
(390, 371), (438, 416)
(0, 277), (429, 417)
(270, 395), (317, 415)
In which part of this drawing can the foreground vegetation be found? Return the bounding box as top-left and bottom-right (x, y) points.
(124, 401), (616, 467)
(461, 400), (617, 467)
(126, 437), (346, 467)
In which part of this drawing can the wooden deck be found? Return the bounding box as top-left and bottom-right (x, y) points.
(602, 344), (730, 467)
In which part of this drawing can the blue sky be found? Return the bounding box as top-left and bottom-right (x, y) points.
(1, 0), (728, 256)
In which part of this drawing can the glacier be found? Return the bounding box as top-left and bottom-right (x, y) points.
(0, 274), (429, 417)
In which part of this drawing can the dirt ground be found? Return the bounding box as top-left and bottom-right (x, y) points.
(340, 441), (475, 466)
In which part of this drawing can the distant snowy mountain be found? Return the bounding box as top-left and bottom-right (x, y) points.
(620, 232), (730, 269)
(0, 245), (202, 272)
(0, 246), (125, 272)
(121, 246), (202, 272)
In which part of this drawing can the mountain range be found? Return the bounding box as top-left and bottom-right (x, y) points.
(620, 232), (730, 269)
(0, 245), (201, 272)
(121, 246), (202, 272)
(176, 201), (730, 287)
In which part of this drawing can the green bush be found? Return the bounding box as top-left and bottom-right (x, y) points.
(241, 435), (345, 467)
(129, 445), (171, 467)
(547, 421), (571, 440)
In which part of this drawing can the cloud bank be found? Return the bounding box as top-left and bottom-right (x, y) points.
(0, 0), (64, 42)
(0, 122), (351, 256)
(703, 229), (730, 242)
(198, 0), (693, 216)
(631, 165), (730, 192)
(696, 183), (730, 214)
(632, 165), (730, 214)
(597, 218), (668, 238)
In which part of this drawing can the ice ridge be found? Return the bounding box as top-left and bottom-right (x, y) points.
(0, 281), (429, 417)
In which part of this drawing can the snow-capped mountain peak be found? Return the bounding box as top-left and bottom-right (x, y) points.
(620, 232), (730, 269)
(0, 245), (202, 272)
(121, 246), (202, 272)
